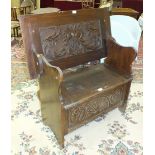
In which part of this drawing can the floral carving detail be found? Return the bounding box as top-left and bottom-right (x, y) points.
(39, 20), (103, 61)
(69, 86), (125, 127)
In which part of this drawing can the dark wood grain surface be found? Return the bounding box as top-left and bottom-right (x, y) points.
(19, 8), (136, 147)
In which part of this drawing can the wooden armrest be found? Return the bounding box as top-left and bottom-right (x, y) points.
(105, 38), (137, 76)
(33, 52), (63, 78)
(110, 8), (139, 19)
(34, 53), (63, 103)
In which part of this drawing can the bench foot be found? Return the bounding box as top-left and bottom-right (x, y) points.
(118, 101), (127, 113)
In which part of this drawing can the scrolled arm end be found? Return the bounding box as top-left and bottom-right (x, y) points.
(33, 53), (63, 103)
(105, 38), (137, 76)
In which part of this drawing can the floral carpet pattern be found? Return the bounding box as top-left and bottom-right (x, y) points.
(11, 38), (29, 88)
(11, 36), (143, 155)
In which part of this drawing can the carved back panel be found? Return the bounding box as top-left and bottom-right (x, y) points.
(19, 8), (111, 78)
(39, 20), (103, 61)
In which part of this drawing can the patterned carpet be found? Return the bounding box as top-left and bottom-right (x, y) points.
(11, 36), (143, 155)
(11, 38), (29, 88)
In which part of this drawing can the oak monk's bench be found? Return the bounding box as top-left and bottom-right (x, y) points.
(19, 8), (136, 147)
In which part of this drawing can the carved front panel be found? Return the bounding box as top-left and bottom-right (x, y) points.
(39, 20), (103, 61)
(68, 85), (126, 128)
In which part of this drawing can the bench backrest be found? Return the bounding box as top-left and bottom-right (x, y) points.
(19, 8), (111, 78)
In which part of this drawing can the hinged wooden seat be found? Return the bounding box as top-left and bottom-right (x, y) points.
(19, 8), (136, 147)
(62, 64), (131, 107)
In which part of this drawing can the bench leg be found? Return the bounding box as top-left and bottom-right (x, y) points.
(38, 89), (65, 148)
(119, 81), (131, 113)
(37, 67), (66, 148)
(119, 101), (127, 113)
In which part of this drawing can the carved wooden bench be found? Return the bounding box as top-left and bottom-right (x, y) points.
(19, 8), (136, 147)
